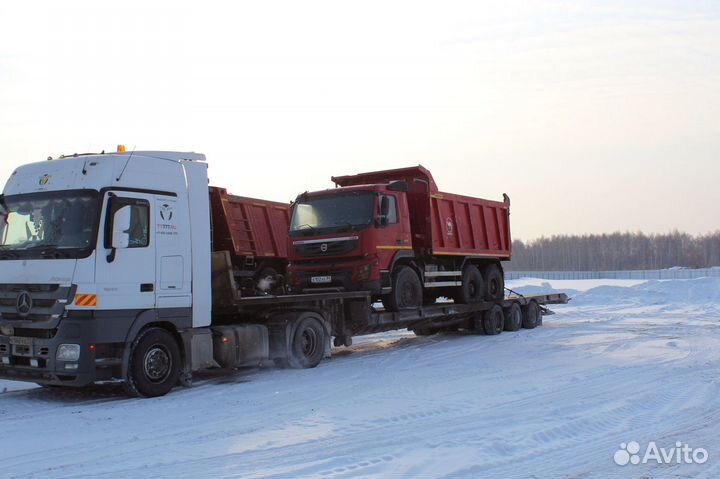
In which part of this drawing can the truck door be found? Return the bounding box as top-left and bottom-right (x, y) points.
(377, 193), (411, 256)
(154, 196), (191, 309)
(95, 191), (156, 310)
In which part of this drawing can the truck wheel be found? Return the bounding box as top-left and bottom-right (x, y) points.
(286, 316), (326, 369)
(124, 328), (181, 398)
(383, 266), (422, 311)
(482, 304), (504, 335)
(456, 265), (484, 304)
(503, 303), (522, 331)
(522, 301), (539, 329)
(483, 264), (504, 301)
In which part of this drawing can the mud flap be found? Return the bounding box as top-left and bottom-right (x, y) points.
(179, 329), (219, 387)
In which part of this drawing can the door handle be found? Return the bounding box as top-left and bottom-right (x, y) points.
(140, 283), (154, 292)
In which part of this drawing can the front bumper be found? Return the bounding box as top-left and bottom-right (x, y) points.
(0, 318), (98, 387)
(289, 264), (382, 294)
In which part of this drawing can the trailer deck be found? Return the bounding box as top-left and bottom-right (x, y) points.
(219, 290), (569, 339)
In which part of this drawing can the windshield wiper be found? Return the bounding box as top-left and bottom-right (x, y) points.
(18, 244), (72, 258)
(22, 244), (60, 251)
(334, 221), (355, 232)
(295, 224), (316, 236)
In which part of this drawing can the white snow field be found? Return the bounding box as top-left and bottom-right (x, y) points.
(2, 278), (720, 479)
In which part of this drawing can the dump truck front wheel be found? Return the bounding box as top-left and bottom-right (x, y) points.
(383, 266), (422, 311)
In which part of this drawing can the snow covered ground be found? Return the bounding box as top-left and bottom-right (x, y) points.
(2, 278), (720, 478)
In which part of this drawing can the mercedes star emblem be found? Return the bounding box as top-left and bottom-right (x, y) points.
(16, 291), (32, 316)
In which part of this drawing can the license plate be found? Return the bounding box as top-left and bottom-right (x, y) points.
(9, 336), (33, 346)
(310, 276), (332, 284)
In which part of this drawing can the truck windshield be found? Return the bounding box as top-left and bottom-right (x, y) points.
(0, 190), (99, 259)
(290, 191), (375, 236)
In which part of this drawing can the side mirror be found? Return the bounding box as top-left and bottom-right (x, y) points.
(111, 205), (132, 249)
(376, 196), (390, 227)
(380, 196), (390, 216)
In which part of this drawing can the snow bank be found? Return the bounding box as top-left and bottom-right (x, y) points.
(2, 278), (720, 478)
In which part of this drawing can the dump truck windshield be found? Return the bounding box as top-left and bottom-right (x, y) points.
(0, 190), (99, 259)
(290, 191), (375, 236)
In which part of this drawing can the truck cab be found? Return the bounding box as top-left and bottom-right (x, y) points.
(288, 181), (412, 296)
(0, 149), (213, 395)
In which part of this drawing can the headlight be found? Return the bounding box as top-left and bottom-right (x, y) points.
(56, 344), (81, 362)
(357, 263), (372, 282)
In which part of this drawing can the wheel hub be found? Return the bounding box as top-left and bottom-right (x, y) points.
(143, 345), (171, 382)
(301, 329), (319, 357)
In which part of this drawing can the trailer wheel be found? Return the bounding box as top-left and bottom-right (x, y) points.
(124, 327), (181, 398)
(383, 266), (422, 311)
(456, 265), (484, 304)
(482, 304), (504, 335)
(503, 303), (522, 331)
(286, 316), (327, 369)
(522, 300), (539, 329)
(483, 264), (504, 301)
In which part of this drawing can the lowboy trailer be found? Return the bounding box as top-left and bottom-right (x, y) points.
(212, 258), (568, 370)
(0, 148), (567, 397)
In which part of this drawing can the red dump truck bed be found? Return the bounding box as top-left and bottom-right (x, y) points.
(209, 186), (290, 259)
(331, 166), (511, 259)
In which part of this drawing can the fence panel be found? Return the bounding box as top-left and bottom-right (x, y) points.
(506, 268), (720, 281)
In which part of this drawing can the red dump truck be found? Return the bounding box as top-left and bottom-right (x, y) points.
(209, 186), (290, 295)
(287, 166), (511, 310)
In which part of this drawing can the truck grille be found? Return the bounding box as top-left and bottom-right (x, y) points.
(0, 284), (73, 322)
(294, 239), (358, 257)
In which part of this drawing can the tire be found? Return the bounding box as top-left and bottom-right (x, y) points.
(383, 266), (423, 311)
(482, 304), (504, 335)
(456, 265), (484, 304)
(503, 303), (522, 331)
(124, 328), (182, 398)
(522, 300), (539, 329)
(286, 316), (327, 369)
(483, 264), (504, 301)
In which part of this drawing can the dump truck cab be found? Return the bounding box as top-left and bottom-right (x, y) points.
(287, 181), (412, 295)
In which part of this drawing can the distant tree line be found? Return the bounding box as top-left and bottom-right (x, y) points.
(506, 231), (720, 271)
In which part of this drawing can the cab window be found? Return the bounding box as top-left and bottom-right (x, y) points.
(104, 197), (150, 248)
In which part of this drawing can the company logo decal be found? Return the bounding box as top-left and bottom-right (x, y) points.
(38, 174), (51, 186)
(320, 243), (328, 253)
(159, 204), (174, 221)
(446, 217), (454, 236)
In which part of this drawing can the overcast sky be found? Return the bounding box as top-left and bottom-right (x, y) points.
(1, 0), (718, 240)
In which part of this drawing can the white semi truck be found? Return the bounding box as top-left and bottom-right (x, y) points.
(0, 149), (566, 397)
